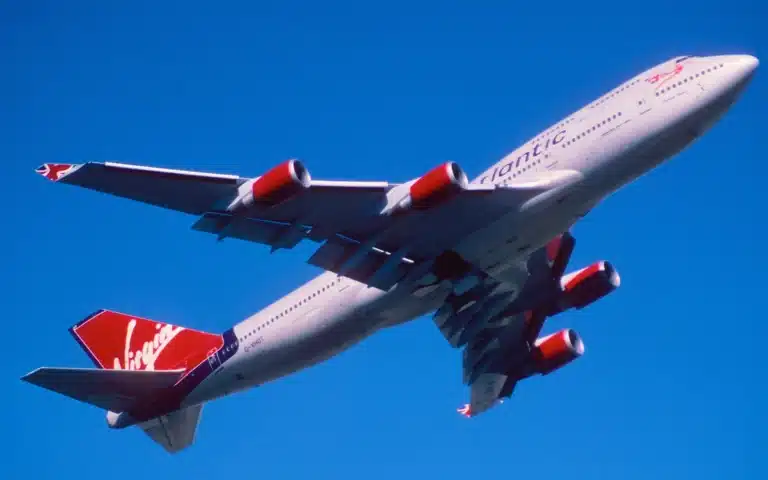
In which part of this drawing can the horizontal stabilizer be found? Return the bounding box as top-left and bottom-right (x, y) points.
(22, 367), (184, 412)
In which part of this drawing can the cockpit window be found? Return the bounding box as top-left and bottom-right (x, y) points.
(674, 56), (692, 62)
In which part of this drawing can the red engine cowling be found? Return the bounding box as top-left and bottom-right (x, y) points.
(409, 162), (468, 209)
(234, 160), (311, 210)
(533, 328), (585, 375)
(561, 261), (620, 309)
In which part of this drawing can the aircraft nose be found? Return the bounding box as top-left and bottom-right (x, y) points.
(736, 55), (759, 76)
(712, 54), (760, 91)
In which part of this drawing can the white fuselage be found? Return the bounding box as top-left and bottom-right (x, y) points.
(183, 54), (757, 407)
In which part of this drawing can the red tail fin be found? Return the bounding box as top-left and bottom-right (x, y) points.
(70, 310), (223, 372)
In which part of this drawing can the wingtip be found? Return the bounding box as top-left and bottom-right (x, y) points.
(35, 163), (78, 182)
(20, 367), (44, 383)
(457, 404), (472, 418)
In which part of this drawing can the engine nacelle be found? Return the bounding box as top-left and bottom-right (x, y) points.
(408, 162), (468, 209)
(533, 328), (585, 375)
(561, 261), (620, 310)
(229, 159), (311, 210)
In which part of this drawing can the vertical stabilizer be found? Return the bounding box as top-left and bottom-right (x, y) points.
(70, 309), (223, 372)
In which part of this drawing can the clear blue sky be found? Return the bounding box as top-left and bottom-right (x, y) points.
(4, 1), (765, 478)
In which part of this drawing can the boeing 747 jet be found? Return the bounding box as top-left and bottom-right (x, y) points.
(24, 54), (758, 452)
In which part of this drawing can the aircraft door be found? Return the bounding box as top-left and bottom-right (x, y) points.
(207, 347), (222, 371)
(636, 89), (652, 116)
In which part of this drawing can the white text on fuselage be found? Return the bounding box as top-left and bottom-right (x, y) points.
(479, 130), (566, 184)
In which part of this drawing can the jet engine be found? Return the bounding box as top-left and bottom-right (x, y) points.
(409, 162), (468, 209)
(229, 159), (311, 210)
(561, 261), (620, 309)
(533, 328), (585, 375)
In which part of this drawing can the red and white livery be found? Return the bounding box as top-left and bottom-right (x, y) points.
(23, 54), (758, 452)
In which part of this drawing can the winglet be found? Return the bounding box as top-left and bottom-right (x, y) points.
(457, 398), (504, 418)
(457, 403), (472, 418)
(35, 163), (78, 182)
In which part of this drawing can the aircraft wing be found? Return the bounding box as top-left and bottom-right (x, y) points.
(37, 160), (581, 289)
(35, 162), (247, 215)
(439, 233), (576, 416)
(36, 161), (394, 219)
(205, 170), (581, 260)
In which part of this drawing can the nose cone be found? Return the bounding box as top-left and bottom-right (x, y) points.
(711, 54), (760, 91)
(737, 55), (759, 77)
(732, 55), (759, 92)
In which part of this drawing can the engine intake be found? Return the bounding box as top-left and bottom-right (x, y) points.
(533, 328), (584, 375)
(409, 162), (468, 209)
(230, 160), (311, 210)
(561, 261), (620, 309)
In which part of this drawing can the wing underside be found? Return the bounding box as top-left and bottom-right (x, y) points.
(38, 161), (581, 289)
(439, 233), (576, 416)
(40, 162), (245, 214)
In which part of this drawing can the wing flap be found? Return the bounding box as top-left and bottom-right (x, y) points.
(22, 367), (185, 412)
(307, 236), (413, 290)
(191, 212), (311, 249)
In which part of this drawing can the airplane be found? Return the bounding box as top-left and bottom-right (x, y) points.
(24, 54), (758, 452)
